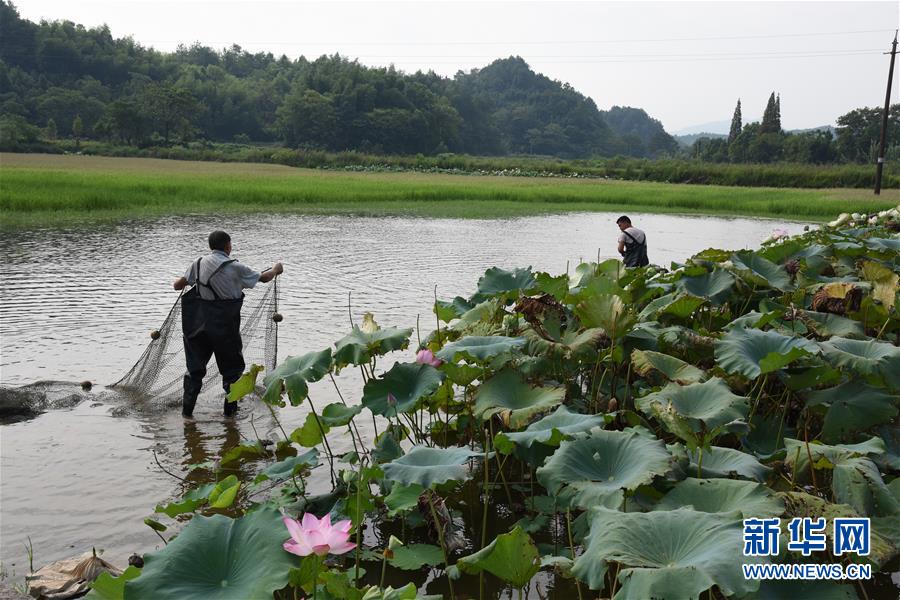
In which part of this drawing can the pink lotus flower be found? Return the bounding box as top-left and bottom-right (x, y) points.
(282, 513), (356, 557)
(770, 228), (789, 241)
(415, 349), (442, 367)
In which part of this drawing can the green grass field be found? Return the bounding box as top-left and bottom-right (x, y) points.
(1, 153), (897, 228)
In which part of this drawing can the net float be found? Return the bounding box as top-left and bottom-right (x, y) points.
(150, 330), (161, 340)
(272, 313), (283, 323)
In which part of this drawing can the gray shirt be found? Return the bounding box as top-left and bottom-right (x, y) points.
(184, 250), (261, 300)
(617, 226), (646, 245)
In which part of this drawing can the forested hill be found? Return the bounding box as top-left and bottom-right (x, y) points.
(0, 2), (677, 157)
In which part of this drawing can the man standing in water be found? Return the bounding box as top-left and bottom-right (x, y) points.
(616, 215), (649, 267)
(173, 231), (283, 418)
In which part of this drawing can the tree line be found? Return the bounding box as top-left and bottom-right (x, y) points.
(0, 1), (894, 164)
(0, 2), (675, 158)
(692, 93), (899, 164)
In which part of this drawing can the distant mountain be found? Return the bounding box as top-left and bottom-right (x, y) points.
(673, 132), (728, 147)
(452, 57), (678, 157)
(787, 125), (837, 138)
(672, 120), (732, 136)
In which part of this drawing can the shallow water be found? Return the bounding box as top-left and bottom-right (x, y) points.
(0, 212), (811, 582)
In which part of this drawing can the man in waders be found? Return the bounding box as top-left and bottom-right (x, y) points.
(173, 231), (283, 418)
(616, 215), (649, 268)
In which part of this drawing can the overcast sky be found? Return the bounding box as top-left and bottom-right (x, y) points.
(12, 0), (900, 133)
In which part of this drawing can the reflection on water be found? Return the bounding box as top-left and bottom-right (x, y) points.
(0, 212), (809, 578)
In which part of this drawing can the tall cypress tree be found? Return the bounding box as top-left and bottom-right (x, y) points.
(775, 94), (782, 130)
(761, 92), (780, 134)
(728, 99), (742, 144)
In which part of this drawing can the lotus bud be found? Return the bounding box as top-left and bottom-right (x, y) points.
(607, 397), (618, 412)
(361, 312), (380, 334)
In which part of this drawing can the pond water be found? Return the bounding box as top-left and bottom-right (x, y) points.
(0, 212), (810, 585)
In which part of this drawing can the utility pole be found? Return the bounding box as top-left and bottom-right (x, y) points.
(875, 30), (898, 195)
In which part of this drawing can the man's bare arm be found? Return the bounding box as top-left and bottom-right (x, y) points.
(617, 241), (626, 255)
(174, 276), (188, 290)
(259, 262), (284, 284)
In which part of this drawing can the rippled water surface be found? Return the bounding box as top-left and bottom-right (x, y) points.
(0, 212), (809, 577)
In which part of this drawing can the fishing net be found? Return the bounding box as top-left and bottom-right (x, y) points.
(109, 281), (279, 405)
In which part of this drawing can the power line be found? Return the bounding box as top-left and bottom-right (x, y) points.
(130, 28), (897, 47)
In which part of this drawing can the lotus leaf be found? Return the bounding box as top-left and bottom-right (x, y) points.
(796, 310), (865, 339)
(499, 405), (609, 448)
(476, 266), (536, 296)
(656, 478), (783, 517)
(873, 424), (900, 472)
(451, 298), (505, 334)
(434, 296), (473, 323)
(744, 413), (795, 458)
(731, 250), (795, 292)
(536, 428), (672, 509)
(333, 326), (413, 368)
(261, 349), (333, 405)
(253, 449), (318, 484)
(456, 526), (540, 588)
(319, 402), (362, 426)
(439, 362), (481, 386)
(862, 260), (899, 309)
(805, 380), (899, 442)
(534, 271), (569, 299)
(87, 566), (141, 600)
(207, 475), (240, 509)
(362, 362), (444, 416)
(779, 491), (899, 569)
(436, 335), (526, 362)
(292, 412), (332, 447)
(474, 369), (565, 428)
(384, 482), (424, 516)
(574, 292), (634, 335)
(639, 292), (706, 321)
(226, 364), (264, 402)
(388, 544), (444, 570)
(784, 438), (899, 517)
(820, 337), (900, 391)
(572, 507), (762, 598)
(635, 378), (749, 448)
(631, 349), (705, 384)
(715, 327), (819, 379)
(673, 444), (771, 481)
(124, 508), (295, 600)
(676, 268), (737, 305)
(381, 445), (480, 488)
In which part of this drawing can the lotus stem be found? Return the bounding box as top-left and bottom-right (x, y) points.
(434, 285), (443, 345)
(697, 446), (703, 478)
(427, 493), (457, 600)
(329, 372), (367, 457)
(306, 394), (337, 488)
(313, 553), (319, 600)
(566, 509), (584, 600)
(803, 420), (818, 489)
(379, 549), (388, 589)
(479, 427), (490, 600)
(789, 446), (802, 489)
(354, 467), (363, 583)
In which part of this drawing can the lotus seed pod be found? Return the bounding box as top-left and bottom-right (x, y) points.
(150, 330), (161, 340)
(272, 312), (283, 323)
